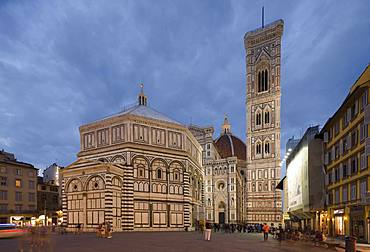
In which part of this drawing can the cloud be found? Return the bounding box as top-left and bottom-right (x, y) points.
(0, 0), (369, 172)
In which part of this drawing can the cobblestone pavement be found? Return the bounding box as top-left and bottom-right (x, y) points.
(1, 231), (332, 252)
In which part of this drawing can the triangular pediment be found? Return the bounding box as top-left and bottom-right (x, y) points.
(255, 48), (271, 63)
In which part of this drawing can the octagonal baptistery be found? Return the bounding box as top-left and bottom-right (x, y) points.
(61, 87), (204, 232)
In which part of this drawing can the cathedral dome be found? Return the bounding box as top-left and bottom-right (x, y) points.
(214, 115), (246, 161)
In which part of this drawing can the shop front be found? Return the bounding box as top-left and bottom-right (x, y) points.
(333, 208), (345, 237)
(350, 206), (365, 242)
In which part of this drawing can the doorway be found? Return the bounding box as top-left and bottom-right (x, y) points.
(219, 212), (225, 224)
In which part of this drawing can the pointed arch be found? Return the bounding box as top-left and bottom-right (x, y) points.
(264, 138), (271, 156)
(255, 139), (262, 156)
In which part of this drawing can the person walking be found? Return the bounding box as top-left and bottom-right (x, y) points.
(204, 221), (212, 241)
(262, 223), (270, 241)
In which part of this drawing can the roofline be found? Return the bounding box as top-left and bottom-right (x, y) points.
(321, 64), (370, 132)
(80, 104), (183, 130)
(244, 19), (284, 40)
(0, 159), (38, 170)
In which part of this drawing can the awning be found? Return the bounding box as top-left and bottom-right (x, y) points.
(276, 176), (286, 190)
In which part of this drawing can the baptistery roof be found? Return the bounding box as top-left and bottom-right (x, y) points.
(106, 104), (181, 125)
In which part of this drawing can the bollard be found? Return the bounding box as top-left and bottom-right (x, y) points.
(345, 236), (357, 252)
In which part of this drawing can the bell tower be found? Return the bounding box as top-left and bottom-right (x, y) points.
(244, 19), (284, 225)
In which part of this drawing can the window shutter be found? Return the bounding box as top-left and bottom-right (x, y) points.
(331, 147), (335, 160)
(347, 134), (352, 150)
(325, 194), (329, 205)
(365, 106), (370, 124)
(339, 140), (343, 155)
(360, 153), (366, 170)
(355, 100), (358, 114)
(324, 153), (329, 165)
(360, 123), (364, 141)
(332, 169), (336, 183)
(324, 132), (328, 143)
(347, 108), (351, 122)
(325, 173), (329, 185)
(339, 164), (343, 179)
(348, 159), (352, 176)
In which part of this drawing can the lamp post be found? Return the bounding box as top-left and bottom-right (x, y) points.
(44, 197), (47, 226)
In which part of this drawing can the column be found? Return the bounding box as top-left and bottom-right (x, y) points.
(121, 165), (134, 231)
(183, 168), (191, 228)
(61, 179), (68, 227)
(104, 173), (114, 227)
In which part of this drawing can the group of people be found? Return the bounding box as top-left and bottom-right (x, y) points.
(201, 222), (284, 242)
(96, 222), (113, 238)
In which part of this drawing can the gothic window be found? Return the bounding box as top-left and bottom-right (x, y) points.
(264, 142), (270, 154)
(152, 159), (167, 181)
(256, 143), (262, 155)
(264, 111), (270, 124)
(257, 70), (269, 93)
(157, 169), (162, 179)
(138, 167), (144, 178)
(256, 113), (262, 126)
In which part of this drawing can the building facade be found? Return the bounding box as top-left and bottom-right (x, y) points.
(43, 163), (62, 186)
(37, 176), (60, 225)
(189, 116), (246, 224)
(285, 126), (325, 231)
(322, 64), (370, 242)
(61, 87), (204, 232)
(244, 20), (284, 225)
(0, 150), (38, 225)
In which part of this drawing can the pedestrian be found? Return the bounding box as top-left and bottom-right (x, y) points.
(76, 223), (81, 235)
(204, 221), (212, 241)
(107, 222), (112, 239)
(262, 223), (270, 241)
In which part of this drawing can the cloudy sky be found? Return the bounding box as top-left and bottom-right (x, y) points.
(0, 0), (369, 173)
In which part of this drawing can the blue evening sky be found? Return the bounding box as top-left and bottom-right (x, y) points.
(0, 1), (369, 174)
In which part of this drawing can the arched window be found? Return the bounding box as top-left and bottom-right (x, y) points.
(252, 183), (256, 192)
(271, 182), (276, 191)
(208, 198), (211, 206)
(157, 169), (162, 179)
(256, 143), (262, 155)
(264, 142), (270, 154)
(264, 111), (270, 124)
(256, 113), (262, 126)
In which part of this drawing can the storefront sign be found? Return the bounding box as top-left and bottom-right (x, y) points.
(334, 209), (344, 215)
(11, 216), (24, 221)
